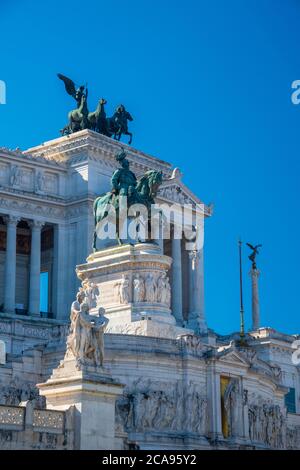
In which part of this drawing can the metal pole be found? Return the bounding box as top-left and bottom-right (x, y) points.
(238, 239), (245, 338)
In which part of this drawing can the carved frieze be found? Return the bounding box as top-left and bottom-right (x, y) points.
(248, 393), (286, 448)
(116, 378), (208, 436)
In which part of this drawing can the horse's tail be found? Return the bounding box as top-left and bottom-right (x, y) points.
(93, 197), (100, 226)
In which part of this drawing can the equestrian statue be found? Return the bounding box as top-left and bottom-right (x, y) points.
(92, 149), (163, 250)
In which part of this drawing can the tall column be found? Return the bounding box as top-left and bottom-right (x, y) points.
(171, 237), (183, 324)
(4, 215), (19, 313)
(250, 267), (260, 330)
(187, 249), (207, 333)
(29, 220), (44, 316)
(154, 212), (164, 253)
(68, 223), (77, 309)
(52, 223), (68, 319)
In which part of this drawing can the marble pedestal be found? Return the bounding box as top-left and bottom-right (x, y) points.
(37, 358), (124, 450)
(76, 243), (192, 339)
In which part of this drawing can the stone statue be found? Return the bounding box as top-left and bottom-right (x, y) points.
(156, 274), (164, 303)
(67, 288), (85, 358)
(165, 277), (171, 307)
(145, 273), (156, 302)
(82, 281), (99, 309)
(156, 273), (171, 306)
(35, 170), (45, 193)
(133, 275), (145, 303)
(93, 150), (163, 249)
(117, 275), (131, 304)
(10, 165), (21, 187)
(246, 243), (262, 269)
(224, 378), (240, 437)
(66, 286), (108, 369)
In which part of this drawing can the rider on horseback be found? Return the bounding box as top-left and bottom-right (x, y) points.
(111, 149), (137, 198)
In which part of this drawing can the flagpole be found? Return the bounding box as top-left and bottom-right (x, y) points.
(238, 239), (245, 339)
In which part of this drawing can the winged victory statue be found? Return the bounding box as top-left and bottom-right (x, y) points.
(58, 74), (133, 144)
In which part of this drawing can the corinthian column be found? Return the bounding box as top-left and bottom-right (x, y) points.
(4, 215), (20, 313)
(153, 211), (164, 254)
(171, 237), (183, 324)
(187, 249), (207, 333)
(250, 267), (260, 330)
(29, 220), (44, 316)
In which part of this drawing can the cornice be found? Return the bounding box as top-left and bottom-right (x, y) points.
(23, 130), (172, 176)
(0, 146), (67, 170)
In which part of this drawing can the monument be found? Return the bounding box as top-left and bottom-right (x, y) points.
(0, 77), (299, 450)
(247, 243), (262, 331)
(37, 282), (124, 450)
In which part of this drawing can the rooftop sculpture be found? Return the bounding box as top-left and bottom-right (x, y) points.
(246, 243), (262, 270)
(58, 74), (133, 144)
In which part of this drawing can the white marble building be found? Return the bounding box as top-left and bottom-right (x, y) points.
(0, 131), (299, 450)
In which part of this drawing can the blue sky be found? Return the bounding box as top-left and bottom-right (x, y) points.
(1, 0), (300, 334)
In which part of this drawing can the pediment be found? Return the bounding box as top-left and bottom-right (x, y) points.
(156, 177), (213, 217)
(217, 349), (250, 367)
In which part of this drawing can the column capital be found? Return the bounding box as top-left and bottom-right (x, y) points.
(3, 214), (20, 226)
(28, 219), (45, 230)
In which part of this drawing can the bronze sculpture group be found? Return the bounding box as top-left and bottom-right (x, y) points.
(93, 149), (163, 250)
(58, 74), (133, 144)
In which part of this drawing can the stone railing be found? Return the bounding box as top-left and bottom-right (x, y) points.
(33, 409), (64, 433)
(0, 402), (74, 450)
(0, 405), (24, 430)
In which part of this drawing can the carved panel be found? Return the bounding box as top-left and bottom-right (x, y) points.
(20, 168), (34, 190)
(0, 406), (24, 427)
(43, 172), (58, 195)
(0, 163), (9, 184)
(33, 410), (64, 431)
(116, 378), (208, 436)
(0, 322), (11, 334)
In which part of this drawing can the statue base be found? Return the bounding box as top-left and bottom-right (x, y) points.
(76, 243), (192, 339)
(37, 355), (124, 450)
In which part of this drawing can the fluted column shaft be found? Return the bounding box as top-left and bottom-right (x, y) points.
(171, 237), (183, 324)
(4, 215), (19, 313)
(188, 249), (207, 333)
(154, 212), (164, 254)
(29, 220), (43, 316)
(250, 268), (260, 330)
